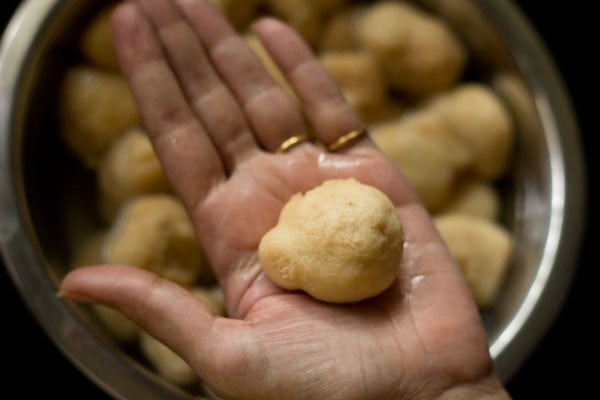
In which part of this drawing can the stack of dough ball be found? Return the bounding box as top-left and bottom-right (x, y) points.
(103, 194), (209, 286)
(356, 1), (467, 96)
(434, 213), (513, 309)
(71, 226), (225, 388)
(59, 65), (141, 169)
(369, 82), (515, 310)
(427, 83), (514, 180)
(370, 83), (513, 213)
(259, 178), (403, 303)
(98, 127), (171, 221)
(140, 286), (226, 387)
(370, 111), (472, 211)
(57, 0), (522, 391)
(320, 51), (392, 123)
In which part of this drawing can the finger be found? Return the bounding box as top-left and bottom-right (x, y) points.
(393, 202), (486, 340)
(133, 0), (257, 170)
(252, 17), (370, 152)
(59, 265), (232, 386)
(111, 3), (224, 208)
(174, 0), (309, 152)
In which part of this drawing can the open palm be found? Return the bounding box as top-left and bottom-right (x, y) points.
(61, 1), (507, 399)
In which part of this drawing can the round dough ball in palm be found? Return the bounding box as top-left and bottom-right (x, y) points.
(259, 178), (404, 303)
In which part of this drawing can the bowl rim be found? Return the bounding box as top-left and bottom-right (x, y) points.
(0, 0), (587, 396)
(0, 1), (207, 399)
(473, 0), (586, 380)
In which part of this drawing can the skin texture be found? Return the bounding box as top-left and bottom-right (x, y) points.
(59, 1), (512, 399)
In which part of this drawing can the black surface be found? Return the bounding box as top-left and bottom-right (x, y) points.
(1, 1), (594, 399)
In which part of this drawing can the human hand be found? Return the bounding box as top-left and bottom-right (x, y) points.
(60, 0), (510, 399)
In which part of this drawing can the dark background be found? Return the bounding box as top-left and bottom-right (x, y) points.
(1, 1), (594, 398)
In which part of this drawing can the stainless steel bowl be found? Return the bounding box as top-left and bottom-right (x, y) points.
(0, 0), (586, 398)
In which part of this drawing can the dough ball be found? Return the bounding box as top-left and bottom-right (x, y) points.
(265, 0), (321, 44)
(208, 0), (262, 30)
(438, 178), (501, 221)
(138, 286), (226, 386)
(70, 230), (108, 268)
(139, 331), (197, 387)
(434, 213), (513, 309)
(320, 6), (361, 52)
(191, 286), (227, 316)
(429, 83), (514, 179)
(321, 51), (389, 123)
(80, 5), (119, 71)
(59, 66), (141, 169)
(371, 111), (472, 211)
(93, 305), (140, 343)
(357, 1), (466, 96)
(97, 127), (171, 222)
(103, 194), (208, 286)
(70, 231), (140, 342)
(306, 0), (348, 14)
(265, 0), (347, 45)
(259, 178), (404, 303)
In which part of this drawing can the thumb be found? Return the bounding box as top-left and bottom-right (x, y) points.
(59, 265), (226, 385)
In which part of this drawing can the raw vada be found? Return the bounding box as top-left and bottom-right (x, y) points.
(259, 178), (403, 303)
